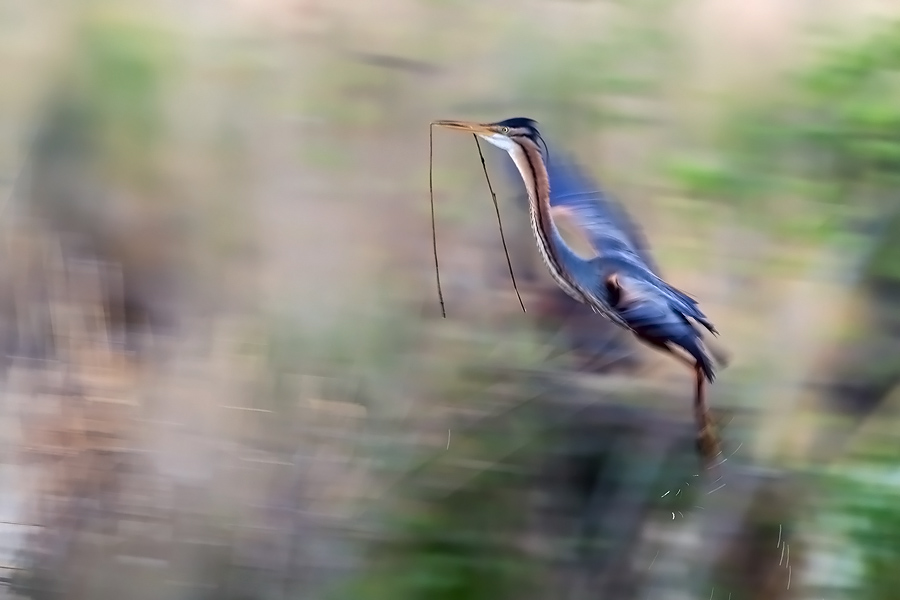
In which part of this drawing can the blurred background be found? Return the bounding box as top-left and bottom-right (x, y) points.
(1, 0), (900, 599)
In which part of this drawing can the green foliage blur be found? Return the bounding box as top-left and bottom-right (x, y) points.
(816, 435), (900, 600)
(67, 6), (179, 189)
(669, 18), (900, 250)
(339, 11), (900, 600)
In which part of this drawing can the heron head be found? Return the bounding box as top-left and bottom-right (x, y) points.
(432, 117), (542, 154)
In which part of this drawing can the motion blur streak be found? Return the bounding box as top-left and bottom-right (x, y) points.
(1, 1), (900, 600)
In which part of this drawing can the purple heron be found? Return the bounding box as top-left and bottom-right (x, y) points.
(433, 117), (729, 472)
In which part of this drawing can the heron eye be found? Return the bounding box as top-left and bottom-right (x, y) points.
(500, 126), (510, 134)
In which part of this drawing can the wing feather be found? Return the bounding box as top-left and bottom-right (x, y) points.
(546, 145), (660, 272)
(499, 139), (658, 271)
(549, 205), (599, 260)
(613, 273), (717, 381)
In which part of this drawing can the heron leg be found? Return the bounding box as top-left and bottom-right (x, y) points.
(693, 365), (722, 474)
(651, 342), (723, 474)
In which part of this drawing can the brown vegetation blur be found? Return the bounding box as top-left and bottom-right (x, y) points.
(1, 1), (900, 600)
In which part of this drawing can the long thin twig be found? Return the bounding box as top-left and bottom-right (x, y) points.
(472, 135), (526, 313)
(428, 123), (446, 318)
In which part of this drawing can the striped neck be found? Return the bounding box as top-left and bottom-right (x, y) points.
(506, 137), (589, 303)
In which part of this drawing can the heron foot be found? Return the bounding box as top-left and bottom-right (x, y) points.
(695, 422), (723, 472)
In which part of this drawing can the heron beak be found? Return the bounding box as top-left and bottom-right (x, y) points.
(432, 119), (495, 135)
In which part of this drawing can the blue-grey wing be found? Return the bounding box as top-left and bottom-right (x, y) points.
(543, 146), (660, 272)
(500, 141), (660, 272)
(613, 272), (716, 381)
(616, 276), (715, 381)
(615, 277), (686, 337)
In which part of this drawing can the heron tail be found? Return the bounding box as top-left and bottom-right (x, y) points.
(703, 336), (732, 369)
(657, 281), (727, 375)
(666, 285), (718, 336)
(677, 332), (717, 383)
